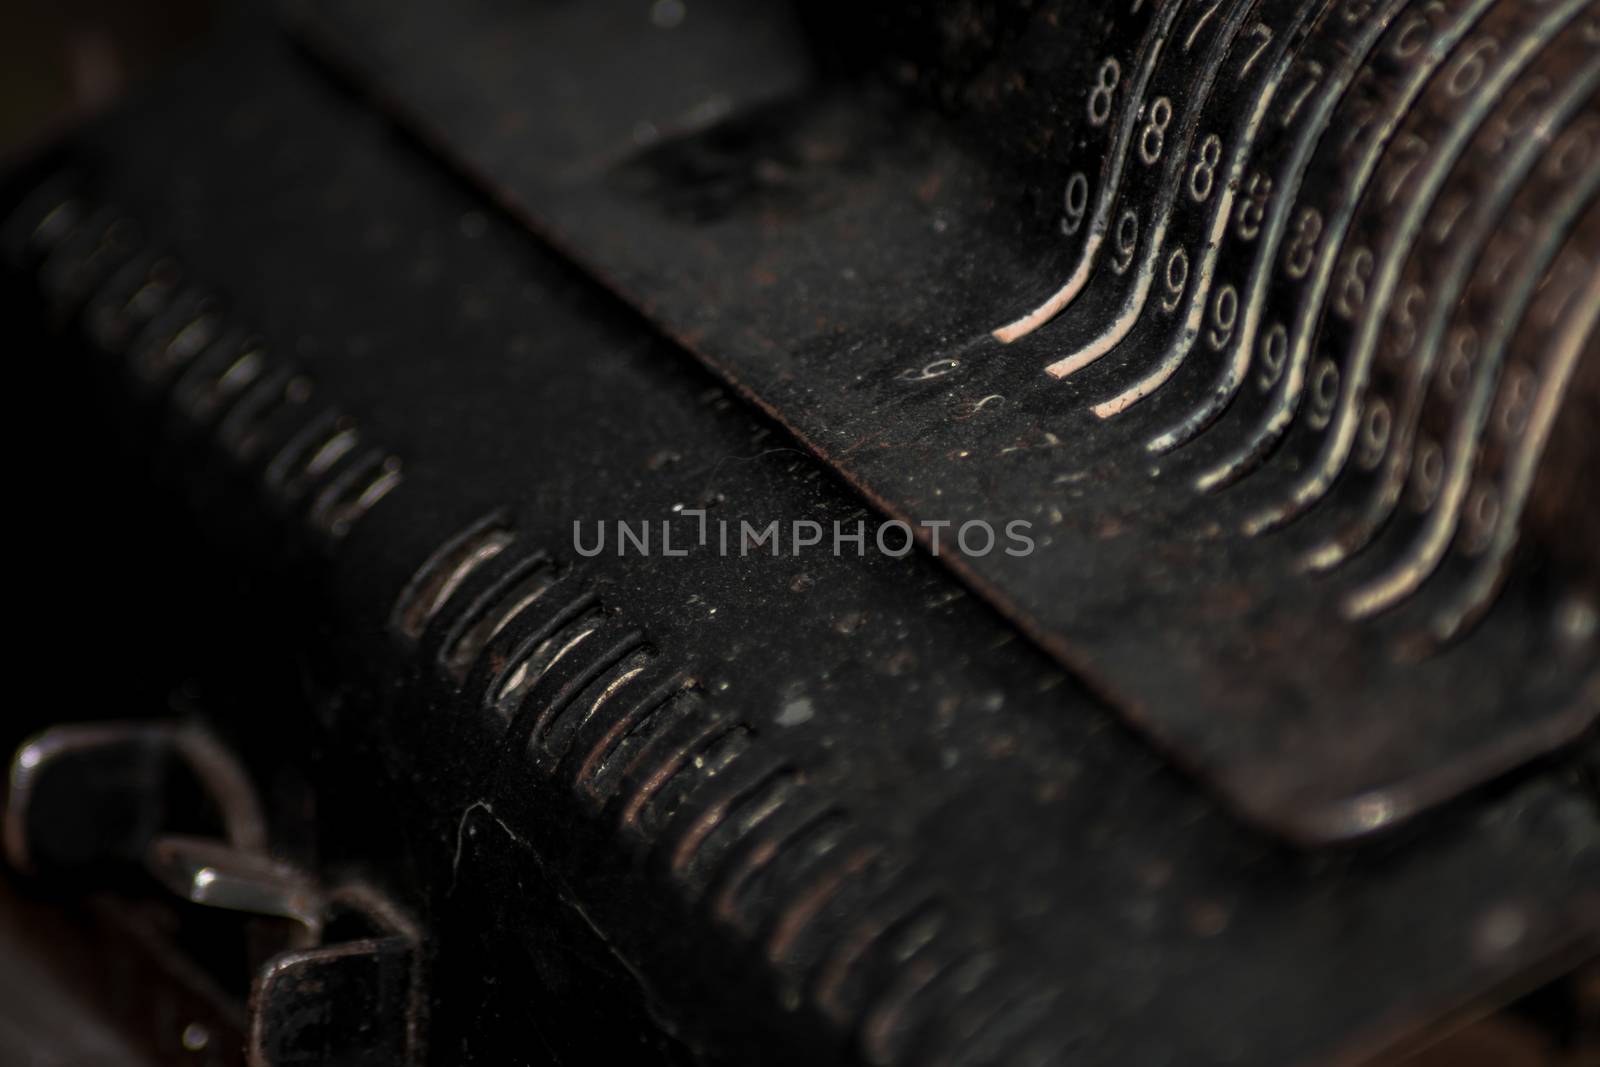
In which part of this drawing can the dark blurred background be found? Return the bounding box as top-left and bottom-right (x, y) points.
(1, 0), (214, 160)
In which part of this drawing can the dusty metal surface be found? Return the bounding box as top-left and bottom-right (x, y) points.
(2, 21), (1597, 1063)
(294, 0), (1600, 843)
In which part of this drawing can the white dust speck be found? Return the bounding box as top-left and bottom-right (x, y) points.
(776, 697), (815, 727)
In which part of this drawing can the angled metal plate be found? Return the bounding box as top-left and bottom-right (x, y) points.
(295, 0), (1600, 842)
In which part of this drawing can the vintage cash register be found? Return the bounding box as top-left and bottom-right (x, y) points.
(1, 1), (1597, 1063)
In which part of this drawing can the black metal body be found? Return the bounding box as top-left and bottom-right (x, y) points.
(2, 4), (1597, 1065)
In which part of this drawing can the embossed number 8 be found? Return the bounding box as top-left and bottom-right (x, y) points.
(1189, 134), (1222, 202)
(1089, 58), (1122, 127)
(1140, 97), (1173, 165)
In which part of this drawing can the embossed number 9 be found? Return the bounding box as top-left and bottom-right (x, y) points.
(1112, 209), (1139, 274)
(1356, 400), (1391, 469)
(1257, 323), (1287, 389)
(1447, 38), (1500, 98)
(1162, 246), (1189, 312)
(1208, 284), (1238, 349)
(1060, 172), (1089, 236)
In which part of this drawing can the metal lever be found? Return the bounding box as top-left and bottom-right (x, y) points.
(3, 721), (424, 1066)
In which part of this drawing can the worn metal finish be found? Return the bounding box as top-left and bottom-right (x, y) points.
(4, 721), (267, 877)
(3, 717), (424, 1066)
(2, 18), (1597, 1065)
(295, 0), (1600, 842)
